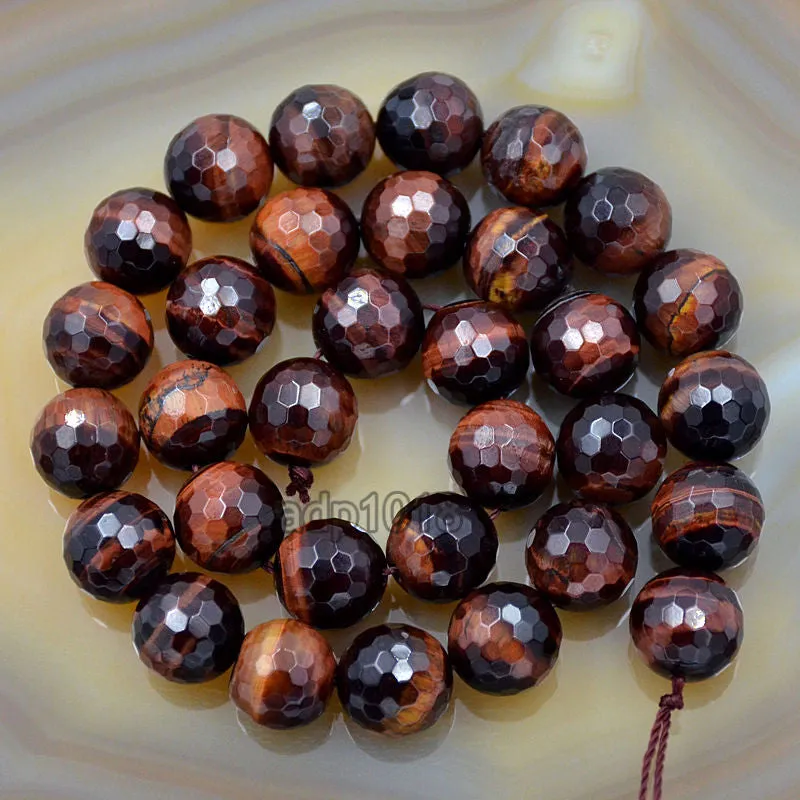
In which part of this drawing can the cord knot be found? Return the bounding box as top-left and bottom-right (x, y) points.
(286, 465), (314, 504)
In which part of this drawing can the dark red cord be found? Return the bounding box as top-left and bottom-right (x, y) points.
(487, 508), (502, 521)
(639, 676), (685, 800)
(313, 348), (323, 359)
(286, 465), (314, 504)
(423, 303), (442, 312)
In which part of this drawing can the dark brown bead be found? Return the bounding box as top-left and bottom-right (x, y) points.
(250, 188), (358, 293)
(174, 461), (284, 573)
(557, 393), (667, 504)
(422, 300), (529, 406)
(138, 360), (247, 470)
(249, 357), (358, 466)
(165, 255), (276, 365)
(31, 388), (140, 498)
(84, 187), (193, 294)
(311, 265), (424, 379)
(132, 572), (245, 683)
(63, 491), (175, 603)
(275, 519), (387, 629)
(652, 462), (764, 571)
(464, 208), (572, 313)
(447, 582), (562, 695)
(386, 492), (498, 602)
(525, 500), (637, 610)
(269, 84), (375, 187)
(376, 72), (483, 175)
(337, 623), (452, 736)
(230, 619), (336, 729)
(530, 292), (640, 398)
(658, 350), (770, 461)
(164, 114), (272, 222)
(633, 249), (743, 358)
(481, 105), (587, 207)
(630, 570), (743, 680)
(564, 167), (672, 275)
(361, 171), (470, 279)
(448, 399), (554, 510)
(44, 281), (154, 389)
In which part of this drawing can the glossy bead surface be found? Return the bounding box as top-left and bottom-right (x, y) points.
(361, 171), (470, 279)
(166, 255), (276, 365)
(85, 187), (192, 294)
(633, 249), (743, 358)
(422, 300), (529, 405)
(481, 105), (587, 207)
(44, 281), (154, 389)
(658, 350), (770, 461)
(557, 393), (667, 504)
(138, 360), (247, 470)
(337, 623), (452, 736)
(564, 167), (672, 275)
(530, 292), (640, 398)
(230, 619), (336, 729)
(652, 462), (764, 571)
(387, 492), (498, 602)
(312, 265), (424, 379)
(526, 501), (637, 610)
(269, 84), (375, 187)
(447, 582), (562, 695)
(250, 188), (359, 293)
(63, 491), (175, 603)
(31, 388), (140, 498)
(249, 357), (358, 466)
(132, 572), (245, 683)
(464, 208), (572, 313)
(164, 113), (272, 222)
(376, 72), (483, 175)
(275, 519), (387, 629)
(630, 570), (743, 680)
(448, 399), (554, 510)
(174, 461), (284, 573)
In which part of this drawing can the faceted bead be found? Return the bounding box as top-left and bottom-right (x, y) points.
(563, 167), (672, 275)
(269, 84), (375, 187)
(361, 171), (470, 278)
(526, 500), (637, 610)
(84, 187), (192, 294)
(376, 72), (483, 175)
(43, 281), (154, 389)
(386, 492), (498, 602)
(275, 518), (387, 629)
(481, 105), (587, 207)
(447, 582), (562, 695)
(174, 461), (284, 573)
(164, 113), (272, 222)
(633, 249), (743, 358)
(166, 255), (276, 365)
(250, 188), (359, 294)
(31, 388), (140, 498)
(658, 350), (770, 461)
(132, 572), (245, 683)
(464, 208), (572, 313)
(63, 491), (175, 602)
(556, 393), (667, 504)
(230, 619), (336, 729)
(530, 292), (640, 398)
(249, 357), (358, 466)
(422, 300), (529, 405)
(629, 570), (743, 680)
(311, 265), (425, 378)
(138, 360), (247, 470)
(337, 623), (453, 736)
(652, 462), (764, 571)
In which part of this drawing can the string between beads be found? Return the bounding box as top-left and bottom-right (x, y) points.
(639, 676), (685, 800)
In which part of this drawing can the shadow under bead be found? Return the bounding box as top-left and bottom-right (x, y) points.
(138, 360), (247, 470)
(31, 387), (140, 498)
(422, 300), (529, 406)
(652, 462), (764, 571)
(44, 281), (154, 389)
